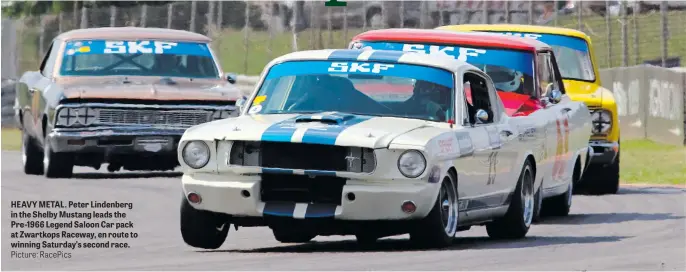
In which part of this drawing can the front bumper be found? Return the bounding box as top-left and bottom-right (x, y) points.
(588, 140), (619, 165)
(47, 127), (186, 154)
(182, 173), (440, 221)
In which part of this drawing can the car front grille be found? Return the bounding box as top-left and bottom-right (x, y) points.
(261, 173), (346, 205)
(229, 141), (376, 173)
(97, 109), (211, 127)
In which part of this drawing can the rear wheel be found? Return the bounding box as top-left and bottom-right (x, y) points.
(541, 159), (578, 217)
(180, 195), (230, 249)
(486, 160), (535, 239)
(22, 129), (43, 175)
(409, 174), (458, 248)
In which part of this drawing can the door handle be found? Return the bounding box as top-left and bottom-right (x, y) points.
(28, 88), (37, 93)
(561, 107), (572, 113)
(500, 130), (513, 137)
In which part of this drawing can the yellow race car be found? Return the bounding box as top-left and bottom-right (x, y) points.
(438, 24), (620, 195)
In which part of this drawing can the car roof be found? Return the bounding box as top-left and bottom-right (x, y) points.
(437, 24), (592, 41)
(267, 49), (480, 74)
(54, 27), (212, 43)
(351, 28), (550, 52)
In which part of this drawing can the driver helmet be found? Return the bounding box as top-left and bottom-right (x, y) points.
(485, 66), (523, 92)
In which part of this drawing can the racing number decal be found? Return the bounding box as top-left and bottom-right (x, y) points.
(552, 116), (570, 179)
(486, 151), (498, 185)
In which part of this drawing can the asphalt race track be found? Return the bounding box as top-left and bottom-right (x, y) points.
(1, 150), (685, 271)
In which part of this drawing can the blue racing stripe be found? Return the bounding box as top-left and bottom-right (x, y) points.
(304, 203), (338, 218)
(262, 168), (294, 175)
(303, 170), (337, 177)
(367, 50), (405, 62)
(300, 114), (373, 145)
(327, 49), (365, 60)
(260, 116), (300, 142)
(263, 202), (296, 217)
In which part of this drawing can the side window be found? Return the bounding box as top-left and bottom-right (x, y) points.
(547, 52), (567, 94)
(40, 41), (62, 78)
(536, 51), (561, 98)
(463, 72), (494, 125)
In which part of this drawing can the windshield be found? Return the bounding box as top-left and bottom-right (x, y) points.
(60, 40), (219, 78)
(488, 31), (596, 82)
(353, 41), (535, 97)
(249, 60), (455, 122)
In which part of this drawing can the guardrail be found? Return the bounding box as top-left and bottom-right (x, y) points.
(2, 67), (685, 146)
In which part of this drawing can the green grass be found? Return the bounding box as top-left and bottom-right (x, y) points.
(2, 128), (683, 185)
(2, 128), (21, 151)
(619, 139), (686, 185)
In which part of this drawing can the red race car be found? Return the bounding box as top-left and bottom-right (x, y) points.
(349, 28), (560, 117)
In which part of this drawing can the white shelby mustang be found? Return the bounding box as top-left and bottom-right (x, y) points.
(177, 49), (593, 250)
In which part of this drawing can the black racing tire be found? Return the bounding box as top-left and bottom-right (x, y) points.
(22, 129), (43, 175)
(355, 232), (379, 247)
(272, 228), (316, 243)
(587, 153), (620, 195)
(180, 195), (230, 249)
(541, 159), (579, 217)
(409, 174), (458, 248)
(42, 136), (74, 179)
(486, 160), (535, 239)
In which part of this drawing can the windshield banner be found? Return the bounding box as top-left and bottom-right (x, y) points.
(265, 60), (454, 88)
(357, 41), (534, 75)
(63, 40), (213, 57)
(487, 31), (589, 52)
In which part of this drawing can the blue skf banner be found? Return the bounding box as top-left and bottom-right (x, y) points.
(487, 31), (590, 53)
(356, 41), (534, 76)
(63, 40), (213, 57)
(264, 60), (454, 88)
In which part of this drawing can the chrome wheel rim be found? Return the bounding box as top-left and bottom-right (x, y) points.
(439, 179), (458, 237)
(43, 140), (50, 172)
(521, 167), (534, 227)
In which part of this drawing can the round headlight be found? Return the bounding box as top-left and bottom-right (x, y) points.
(182, 141), (210, 169)
(397, 150), (427, 178)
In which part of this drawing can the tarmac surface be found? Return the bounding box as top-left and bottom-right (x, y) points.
(1, 150), (685, 270)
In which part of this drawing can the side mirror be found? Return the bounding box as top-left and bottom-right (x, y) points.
(548, 89), (562, 104)
(236, 96), (247, 112)
(475, 109), (489, 124)
(225, 73), (237, 84)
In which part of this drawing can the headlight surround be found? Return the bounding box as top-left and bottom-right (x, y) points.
(397, 150), (427, 178)
(182, 141), (210, 169)
(56, 107), (99, 127)
(591, 109), (612, 134)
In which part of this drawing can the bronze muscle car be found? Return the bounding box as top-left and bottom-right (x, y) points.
(14, 27), (241, 178)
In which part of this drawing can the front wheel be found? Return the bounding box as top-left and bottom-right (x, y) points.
(22, 130), (43, 175)
(585, 154), (620, 195)
(486, 160), (535, 239)
(409, 174), (458, 248)
(43, 136), (74, 178)
(180, 196), (230, 249)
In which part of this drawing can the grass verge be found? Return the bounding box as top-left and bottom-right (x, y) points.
(619, 139), (686, 185)
(1, 128), (683, 185)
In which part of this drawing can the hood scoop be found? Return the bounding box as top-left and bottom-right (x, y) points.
(294, 113), (355, 125)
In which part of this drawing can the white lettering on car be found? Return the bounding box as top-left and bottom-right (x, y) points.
(104, 41), (179, 54)
(328, 62), (396, 73)
(401, 44), (486, 61)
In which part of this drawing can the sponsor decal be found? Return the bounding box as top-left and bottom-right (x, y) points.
(328, 62), (395, 74)
(252, 95), (267, 106)
(492, 31), (589, 53)
(264, 60), (454, 88)
(248, 105), (262, 114)
(63, 40), (212, 57)
(356, 41), (535, 75)
(552, 116), (570, 179)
